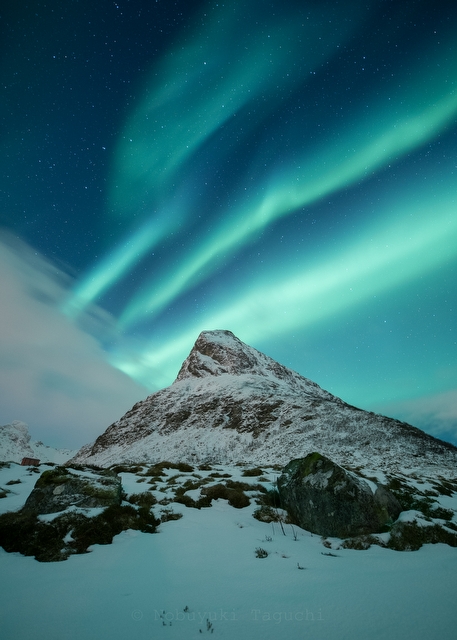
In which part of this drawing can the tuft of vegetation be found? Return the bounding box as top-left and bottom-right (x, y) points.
(6, 479), (21, 486)
(126, 492), (157, 508)
(160, 508), (183, 523)
(386, 475), (455, 521)
(144, 465), (167, 478)
(174, 493), (197, 508)
(255, 547), (269, 558)
(110, 464), (144, 475)
(430, 506), (454, 521)
(35, 467), (70, 487)
(341, 535), (381, 550)
(387, 520), (457, 551)
(200, 483), (250, 509)
(256, 487), (281, 508)
(172, 462), (194, 473)
(242, 467), (263, 477)
(252, 505), (283, 523)
(225, 479), (266, 493)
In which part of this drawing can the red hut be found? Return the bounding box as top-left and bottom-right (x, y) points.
(21, 457), (40, 466)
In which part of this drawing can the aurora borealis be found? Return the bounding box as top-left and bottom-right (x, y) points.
(1, 0), (456, 447)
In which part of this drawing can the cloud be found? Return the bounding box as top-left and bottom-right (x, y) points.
(0, 231), (146, 449)
(377, 390), (457, 446)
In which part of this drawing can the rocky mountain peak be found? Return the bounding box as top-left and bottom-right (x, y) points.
(176, 330), (265, 380)
(175, 329), (316, 391)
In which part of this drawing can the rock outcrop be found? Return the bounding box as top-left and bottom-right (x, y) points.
(277, 452), (402, 537)
(22, 466), (122, 515)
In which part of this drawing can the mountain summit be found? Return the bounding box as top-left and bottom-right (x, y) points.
(71, 330), (456, 474)
(175, 330), (335, 399)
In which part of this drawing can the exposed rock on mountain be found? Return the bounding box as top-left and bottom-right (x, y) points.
(70, 330), (457, 474)
(0, 421), (34, 463)
(277, 453), (402, 537)
(0, 421), (75, 464)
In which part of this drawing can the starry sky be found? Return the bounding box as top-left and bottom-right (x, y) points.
(1, 0), (456, 449)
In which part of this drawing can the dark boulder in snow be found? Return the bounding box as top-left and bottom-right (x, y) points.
(277, 452), (401, 538)
(22, 466), (122, 515)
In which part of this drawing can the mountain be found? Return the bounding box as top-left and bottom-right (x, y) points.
(70, 330), (457, 474)
(0, 421), (75, 464)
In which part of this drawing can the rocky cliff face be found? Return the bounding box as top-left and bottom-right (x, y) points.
(70, 330), (457, 475)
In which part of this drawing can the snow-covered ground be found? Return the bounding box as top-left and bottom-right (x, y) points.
(1, 462), (456, 640)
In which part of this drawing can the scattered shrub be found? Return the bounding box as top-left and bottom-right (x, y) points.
(255, 547), (269, 558)
(387, 520), (457, 551)
(431, 506), (454, 521)
(148, 461), (193, 473)
(160, 508), (183, 523)
(225, 479), (262, 492)
(127, 492), (157, 508)
(200, 483), (250, 509)
(386, 477), (452, 520)
(0, 503), (160, 562)
(173, 462), (194, 473)
(144, 465), (167, 478)
(242, 467), (263, 477)
(174, 493), (197, 508)
(110, 464), (143, 475)
(341, 535), (380, 550)
(181, 479), (204, 491)
(259, 487), (281, 507)
(227, 489), (250, 509)
(253, 505), (281, 523)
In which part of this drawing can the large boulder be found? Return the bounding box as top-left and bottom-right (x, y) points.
(277, 452), (401, 538)
(22, 466), (122, 514)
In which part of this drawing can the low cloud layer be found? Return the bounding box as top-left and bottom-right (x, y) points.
(0, 232), (146, 449)
(378, 390), (457, 446)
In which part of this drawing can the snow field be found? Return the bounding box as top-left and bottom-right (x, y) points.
(1, 462), (457, 640)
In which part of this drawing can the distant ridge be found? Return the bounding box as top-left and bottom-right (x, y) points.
(0, 421), (75, 464)
(70, 330), (457, 475)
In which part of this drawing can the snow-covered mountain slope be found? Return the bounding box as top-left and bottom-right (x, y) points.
(0, 421), (75, 464)
(71, 330), (457, 475)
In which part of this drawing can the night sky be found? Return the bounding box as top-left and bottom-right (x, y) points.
(1, 0), (456, 449)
